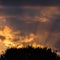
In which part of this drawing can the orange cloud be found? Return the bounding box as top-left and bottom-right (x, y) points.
(0, 6), (60, 55)
(17, 6), (60, 23)
(0, 26), (39, 54)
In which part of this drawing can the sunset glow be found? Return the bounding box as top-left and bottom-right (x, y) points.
(0, 5), (60, 56)
(0, 25), (45, 54)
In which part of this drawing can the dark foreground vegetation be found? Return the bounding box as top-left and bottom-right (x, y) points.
(0, 46), (60, 60)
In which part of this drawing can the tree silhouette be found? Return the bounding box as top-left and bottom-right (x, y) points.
(0, 46), (60, 60)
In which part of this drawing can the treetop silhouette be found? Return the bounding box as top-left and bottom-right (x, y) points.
(0, 46), (60, 60)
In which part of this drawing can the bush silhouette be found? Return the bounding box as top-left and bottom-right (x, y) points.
(0, 46), (60, 60)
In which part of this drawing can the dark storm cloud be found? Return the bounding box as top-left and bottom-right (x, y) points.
(1, 0), (60, 6)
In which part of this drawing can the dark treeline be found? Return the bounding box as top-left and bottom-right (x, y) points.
(0, 46), (60, 60)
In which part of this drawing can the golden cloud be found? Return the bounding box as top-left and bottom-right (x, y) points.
(0, 6), (60, 55)
(0, 26), (45, 54)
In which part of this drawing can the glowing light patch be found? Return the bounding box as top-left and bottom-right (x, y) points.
(0, 26), (45, 54)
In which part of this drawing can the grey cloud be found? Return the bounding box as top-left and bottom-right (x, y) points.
(0, 6), (60, 52)
(4, 7), (40, 16)
(7, 18), (40, 34)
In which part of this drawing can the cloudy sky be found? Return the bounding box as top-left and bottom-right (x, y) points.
(0, 0), (60, 54)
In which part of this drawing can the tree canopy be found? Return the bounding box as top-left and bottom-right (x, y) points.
(0, 46), (60, 60)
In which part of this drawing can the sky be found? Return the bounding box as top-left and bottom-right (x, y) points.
(0, 0), (60, 55)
